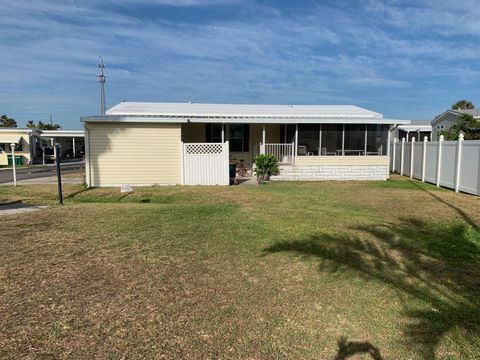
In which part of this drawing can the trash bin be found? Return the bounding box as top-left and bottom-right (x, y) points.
(229, 163), (236, 179)
(7, 155), (23, 166)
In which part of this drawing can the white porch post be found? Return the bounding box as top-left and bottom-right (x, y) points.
(318, 124), (322, 156)
(294, 123), (298, 157)
(262, 123), (266, 145)
(341, 124), (345, 156)
(410, 137), (415, 179)
(72, 137), (76, 158)
(221, 124), (225, 143)
(455, 133), (464, 192)
(364, 124), (367, 156)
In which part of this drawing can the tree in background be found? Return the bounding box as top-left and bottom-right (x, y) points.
(441, 114), (480, 140)
(26, 120), (35, 129)
(25, 120), (61, 130)
(451, 100), (475, 110)
(0, 115), (17, 128)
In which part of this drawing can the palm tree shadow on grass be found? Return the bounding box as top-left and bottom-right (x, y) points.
(264, 218), (480, 359)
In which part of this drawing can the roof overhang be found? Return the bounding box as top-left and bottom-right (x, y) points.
(0, 136), (22, 144)
(82, 115), (409, 125)
(40, 130), (85, 138)
(397, 124), (432, 132)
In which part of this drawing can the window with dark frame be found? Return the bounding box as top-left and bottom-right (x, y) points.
(229, 124), (249, 152)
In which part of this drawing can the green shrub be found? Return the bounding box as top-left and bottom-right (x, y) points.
(254, 154), (279, 184)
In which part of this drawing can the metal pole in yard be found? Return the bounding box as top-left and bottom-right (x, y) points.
(10, 143), (17, 187)
(55, 143), (63, 205)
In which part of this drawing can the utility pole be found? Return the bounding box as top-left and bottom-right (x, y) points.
(97, 56), (106, 115)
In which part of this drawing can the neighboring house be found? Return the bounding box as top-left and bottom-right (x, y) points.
(431, 109), (480, 140)
(81, 102), (409, 187)
(392, 121), (432, 142)
(0, 128), (40, 166)
(0, 128), (85, 166)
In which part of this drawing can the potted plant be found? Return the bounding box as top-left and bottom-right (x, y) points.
(254, 154), (279, 184)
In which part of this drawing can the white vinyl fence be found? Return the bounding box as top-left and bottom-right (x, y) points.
(182, 142), (229, 185)
(391, 135), (480, 196)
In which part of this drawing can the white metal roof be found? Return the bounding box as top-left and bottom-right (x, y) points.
(397, 124), (432, 132)
(105, 102), (383, 118)
(40, 130), (84, 138)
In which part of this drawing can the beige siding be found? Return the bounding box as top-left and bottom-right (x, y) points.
(295, 155), (389, 166)
(87, 123), (181, 186)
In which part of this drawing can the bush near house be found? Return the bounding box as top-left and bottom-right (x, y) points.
(253, 154), (279, 183)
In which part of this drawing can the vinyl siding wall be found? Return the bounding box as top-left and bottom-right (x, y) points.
(86, 122), (181, 187)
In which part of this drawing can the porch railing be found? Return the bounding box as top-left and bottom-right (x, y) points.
(260, 143), (294, 164)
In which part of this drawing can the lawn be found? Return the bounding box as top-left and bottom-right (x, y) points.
(1, 175), (479, 359)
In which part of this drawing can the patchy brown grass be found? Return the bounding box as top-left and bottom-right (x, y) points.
(0, 175), (479, 359)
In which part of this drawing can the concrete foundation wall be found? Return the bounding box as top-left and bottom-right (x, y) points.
(272, 164), (388, 181)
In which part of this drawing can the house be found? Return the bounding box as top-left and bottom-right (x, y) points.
(392, 121), (432, 142)
(431, 109), (480, 140)
(0, 128), (39, 166)
(0, 128), (85, 166)
(81, 102), (409, 187)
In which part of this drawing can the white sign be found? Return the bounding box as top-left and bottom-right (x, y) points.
(120, 184), (133, 193)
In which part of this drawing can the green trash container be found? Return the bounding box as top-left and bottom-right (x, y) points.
(7, 155), (23, 166)
(229, 163), (236, 180)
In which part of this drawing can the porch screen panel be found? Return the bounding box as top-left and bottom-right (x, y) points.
(206, 124), (222, 143)
(344, 124), (365, 156)
(321, 124), (343, 155)
(297, 124), (320, 155)
(366, 124), (388, 155)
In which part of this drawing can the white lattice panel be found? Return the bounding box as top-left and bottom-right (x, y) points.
(184, 143), (224, 155)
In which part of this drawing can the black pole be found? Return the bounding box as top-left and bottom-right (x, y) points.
(55, 143), (63, 206)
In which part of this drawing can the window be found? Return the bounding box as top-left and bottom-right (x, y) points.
(321, 124), (343, 155)
(229, 124), (249, 152)
(205, 124), (223, 143)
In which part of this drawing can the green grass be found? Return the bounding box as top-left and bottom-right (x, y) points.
(0, 175), (479, 359)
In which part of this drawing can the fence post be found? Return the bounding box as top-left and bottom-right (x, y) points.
(436, 135), (444, 187)
(392, 137), (397, 173)
(455, 133), (464, 193)
(224, 141), (229, 185)
(180, 141), (184, 185)
(410, 137), (415, 179)
(400, 137), (405, 176)
(422, 136), (427, 182)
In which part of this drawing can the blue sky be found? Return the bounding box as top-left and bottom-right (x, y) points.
(1, 0), (480, 129)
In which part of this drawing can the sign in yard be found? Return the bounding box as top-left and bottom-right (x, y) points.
(121, 184), (133, 193)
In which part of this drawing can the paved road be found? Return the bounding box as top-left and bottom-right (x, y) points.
(0, 161), (84, 184)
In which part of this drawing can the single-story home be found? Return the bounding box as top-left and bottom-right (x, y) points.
(431, 109), (480, 140)
(81, 102), (410, 187)
(0, 128), (85, 166)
